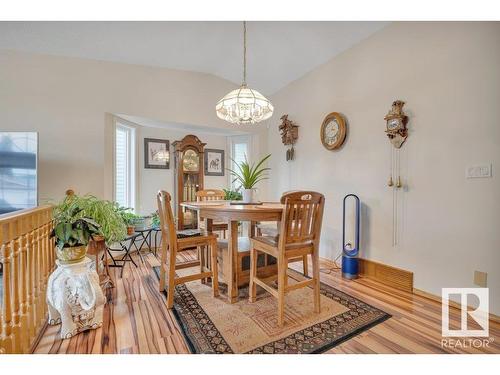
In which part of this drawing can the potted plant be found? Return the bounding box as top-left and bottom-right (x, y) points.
(51, 202), (100, 264)
(151, 210), (160, 228)
(227, 154), (271, 203)
(53, 194), (127, 246)
(117, 207), (141, 235)
(223, 188), (243, 201)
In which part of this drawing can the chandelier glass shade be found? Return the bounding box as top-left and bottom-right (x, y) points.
(216, 21), (273, 125)
(216, 84), (274, 125)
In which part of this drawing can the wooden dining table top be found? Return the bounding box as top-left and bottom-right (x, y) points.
(181, 201), (284, 221)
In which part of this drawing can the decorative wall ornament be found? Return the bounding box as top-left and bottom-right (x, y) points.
(384, 100), (408, 149)
(278, 114), (299, 161)
(320, 112), (347, 151)
(204, 148), (225, 176)
(144, 138), (170, 169)
(384, 100), (409, 246)
(385, 100), (409, 189)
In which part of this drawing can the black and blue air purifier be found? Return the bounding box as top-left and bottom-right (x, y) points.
(342, 194), (360, 279)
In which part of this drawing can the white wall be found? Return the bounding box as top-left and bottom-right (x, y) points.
(0, 50), (266, 203)
(267, 22), (500, 314)
(134, 123), (229, 215)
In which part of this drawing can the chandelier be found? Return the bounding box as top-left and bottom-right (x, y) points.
(216, 22), (274, 125)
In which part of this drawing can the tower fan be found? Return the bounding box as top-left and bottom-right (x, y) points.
(342, 194), (360, 279)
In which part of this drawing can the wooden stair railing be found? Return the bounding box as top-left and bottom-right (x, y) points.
(0, 205), (55, 354)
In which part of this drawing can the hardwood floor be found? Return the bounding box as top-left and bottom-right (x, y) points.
(33, 251), (500, 354)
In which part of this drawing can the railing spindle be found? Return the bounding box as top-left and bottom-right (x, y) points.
(1, 237), (13, 353)
(0, 206), (55, 354)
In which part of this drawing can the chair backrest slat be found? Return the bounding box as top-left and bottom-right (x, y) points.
(196, 189), (225, 202)
(157, 191), (177, 252)
(279, 191), (325, 247)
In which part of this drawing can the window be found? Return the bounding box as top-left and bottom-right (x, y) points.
(114, 122), (136, 210)
(229, 135), (251, 190)
(0, 132), (38, 214)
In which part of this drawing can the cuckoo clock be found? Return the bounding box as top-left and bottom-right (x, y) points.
(278, 114), (299, 161)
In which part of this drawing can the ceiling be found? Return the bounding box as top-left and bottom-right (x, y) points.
(0, 21), (388, 95)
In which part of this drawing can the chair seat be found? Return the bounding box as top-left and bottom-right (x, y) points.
(177, 229), (205, 238)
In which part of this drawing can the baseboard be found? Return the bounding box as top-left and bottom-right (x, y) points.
(413, 288), (500, 325)
(358, 258), (413, 293)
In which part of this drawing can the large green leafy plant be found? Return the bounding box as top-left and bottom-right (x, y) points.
(227, 154), (271, 189)
(52, 217), (100, 249)
(51, 200), (100, 249)
(52, 194), (127, 244)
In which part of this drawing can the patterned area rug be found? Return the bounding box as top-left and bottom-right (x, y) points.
(152, 267), (390, 353)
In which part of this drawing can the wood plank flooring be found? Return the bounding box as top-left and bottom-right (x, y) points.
(33, 251), (500, 354)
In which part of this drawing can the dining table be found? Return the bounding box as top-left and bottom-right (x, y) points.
(180, 201), (283, 303)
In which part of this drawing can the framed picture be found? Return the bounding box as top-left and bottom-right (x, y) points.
(204, 148), (225, 176)
(144, 138), (170, 169)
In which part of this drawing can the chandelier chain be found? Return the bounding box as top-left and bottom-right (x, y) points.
(243, 21), (247, 85)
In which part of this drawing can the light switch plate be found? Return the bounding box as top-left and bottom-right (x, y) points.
(466, 164), (492, 179)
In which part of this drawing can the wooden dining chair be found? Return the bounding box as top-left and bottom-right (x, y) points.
(157, 190), (219, 309)
(196, 189), (229, 239)
(255, 191), (309, 277)
(248, 191), (325, 327)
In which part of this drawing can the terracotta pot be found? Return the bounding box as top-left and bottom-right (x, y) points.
(56, 245), (87, 264)
(127, 226), (135, 235)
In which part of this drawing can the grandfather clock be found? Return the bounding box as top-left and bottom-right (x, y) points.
(173, 135), (206, 229)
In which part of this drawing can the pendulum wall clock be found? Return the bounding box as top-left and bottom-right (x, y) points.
(384, 100), (409, 246)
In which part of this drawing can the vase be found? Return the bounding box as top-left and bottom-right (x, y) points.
(242, 189), (253, 203)
(56, 245), (87, 264)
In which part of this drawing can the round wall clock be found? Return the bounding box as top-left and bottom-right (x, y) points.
(320, 112), (347, 150)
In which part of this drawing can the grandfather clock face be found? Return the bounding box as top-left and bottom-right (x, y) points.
(182, 149), (199, 172)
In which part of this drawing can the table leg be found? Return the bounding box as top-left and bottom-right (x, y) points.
(227, 220), (239, 303)
(204, 218), (213, 233)
(203, 218), (214, 283)
(248, 221), (256, 238)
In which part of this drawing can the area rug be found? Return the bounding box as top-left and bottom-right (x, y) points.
(152, 267), (390, 354)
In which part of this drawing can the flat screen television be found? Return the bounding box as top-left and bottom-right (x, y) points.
(0, 132), (38, 215)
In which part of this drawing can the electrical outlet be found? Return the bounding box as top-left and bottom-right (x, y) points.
(466, 164), (492, 179)
(474, 270), (487, 287)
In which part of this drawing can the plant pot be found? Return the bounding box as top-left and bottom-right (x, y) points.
(56, 245), (87, 264)
(132, 217), (146, 231)
(242, 189), (254, 203)
(127, 226), (135, 235)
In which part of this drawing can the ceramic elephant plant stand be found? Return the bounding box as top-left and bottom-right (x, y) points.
(46, 257), (106, 339)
